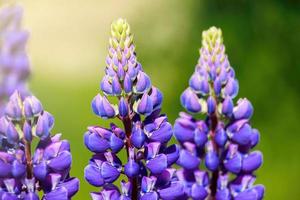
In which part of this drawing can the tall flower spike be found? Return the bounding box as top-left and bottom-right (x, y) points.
(0, 91), (79, 199)
(0, 3), (30, 116)
(84, 18), (182, 200)
(174, 27), (265, 199)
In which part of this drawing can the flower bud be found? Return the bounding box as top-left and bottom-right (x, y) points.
(177, 149), (200, 170)
(131, 123), (146, 149)
(36, 112), (53, 140)
(118, 97), (128, 117)
(23, 121), (32, 142)
(0, 117), (9, 135)
(48, 151), (72, 171)
(134, 71), (151, 93)
(111, 76), (122, 95)
(214, 78), (222, 96)
(194, 126), (208, 147)
(84, 162), (105, 187)
(181, 88), (201, 113)
(207, 96), (216, 114)
(109, 133), (124, 153)
(123, 74), (132, 93)
(253, 185), (265, 200)
(233, 98), (253, 120)
(84, 131), (110, 153)
(205, 141), (219, 171)
(189, 73), (209, 95)
(12, 160), (26, 178)
(5, 91), (22, 120)
(250, 129), (260, 148)
(141, 176), (157, 193)
(149, 87), (163, 110)
(221, 96), (233, 116)
(159, 182), (185, 200)
(191, 183), (208, 199)
(146, 154), (168, 175)
(92, 94), (117, 119)
(140, 192), (158, 200)
(134, 93), (153, 116)
(100, 75), (113, 95)
(242, 151), (263, 173)
(57, 178), (80, 199)
(224, 145), (242, 174)
(223, 78), (239, 98)
(124, 149), (139, 178)
(215, 125), (227, 147)
(33, 161), (48, 180)
(7, 121), (19, 144)
(23, 96), (43, 118)
(230, 123), (252, 146)
(164, 144), (180, 165)
(147, 121), (172, 143)
(0, 159), (12, 178)
(101, 162), (120, 183)
(174, 117), (196, 142)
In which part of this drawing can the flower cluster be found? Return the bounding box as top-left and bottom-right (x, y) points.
(84, 19), (183, 200)
(0, 91), (79, 199)
(174, 27), (265, 199)
(0, 3), (30, 116)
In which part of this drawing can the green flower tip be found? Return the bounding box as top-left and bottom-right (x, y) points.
(202, 26), (223, 52)
(110, 18), (133, 49)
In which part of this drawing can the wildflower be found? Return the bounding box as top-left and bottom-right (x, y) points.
(0, 3), (30, 116)
(174, 27), (265, 199)
(0, 91), (79, 199)
(84, 18), (182, 200)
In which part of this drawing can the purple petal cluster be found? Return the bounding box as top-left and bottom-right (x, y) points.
(0, 91), (79, 199)
(84, 18), (182, 200)
(174, 27), (265, 199)
(0, 3), (30, 116)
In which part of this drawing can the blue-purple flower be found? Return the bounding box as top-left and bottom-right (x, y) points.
(0, 3), (30, 116)
(0, 91), (79, 199)
(84, 18), (182, 200)
(174, 27), (265, 199)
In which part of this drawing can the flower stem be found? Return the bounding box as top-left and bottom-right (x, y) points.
(122, 116), (138, 200)
(24, 139), (33, 179)
(209, 112), (219, 199)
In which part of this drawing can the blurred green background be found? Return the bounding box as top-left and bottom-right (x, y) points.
(20, 0), (300, 199)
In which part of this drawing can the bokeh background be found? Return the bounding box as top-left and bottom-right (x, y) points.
(16, 0), (300, 199)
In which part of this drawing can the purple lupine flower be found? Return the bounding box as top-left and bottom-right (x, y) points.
(0, 91), (79, 199)
(174, 27), (265, 199)
(0, 3), (30, 116)
(84, 18), (182, 200)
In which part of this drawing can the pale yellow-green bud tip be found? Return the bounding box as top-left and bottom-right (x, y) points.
(110, 18), (133, 49)
(111, 18), (130, 39)
(202, 26), (223, 51)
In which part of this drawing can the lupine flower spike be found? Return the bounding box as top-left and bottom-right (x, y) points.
(174, 27), (265, 199)
(0, 3), (30, 116)
(84, 18), (183, 200)
(0, 91), (79, 199)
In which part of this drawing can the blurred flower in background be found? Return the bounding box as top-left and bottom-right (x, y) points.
(0, 2), (30, 116)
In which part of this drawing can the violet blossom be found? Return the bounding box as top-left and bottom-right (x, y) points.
(0, 3), (30, 116)
(174, 27), (265, 200)
(0, 91), (79, 199)
(84, 18), (183, 200)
